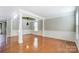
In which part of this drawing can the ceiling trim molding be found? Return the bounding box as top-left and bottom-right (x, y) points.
(18, 9), (44, 20)
(44, 12), (75, 20)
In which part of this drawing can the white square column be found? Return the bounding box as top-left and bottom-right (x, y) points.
(33, 21), (38, 48)
(42, 19), (45, 46)
(75, 7), (79, 51)
(34, 21), (38, 32)
(76, 8), (78, 40)
(18, 11), (23, 44)
(43, 19), (44, 37)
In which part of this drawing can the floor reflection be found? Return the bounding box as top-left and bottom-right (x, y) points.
(33, 36), (38, 48)
(26, 45), (29, 49)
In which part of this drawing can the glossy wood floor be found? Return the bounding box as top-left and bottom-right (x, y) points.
(1, 34), (78, 53)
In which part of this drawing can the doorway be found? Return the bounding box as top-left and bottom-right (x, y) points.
(0, 22), (7, 52)
(21, 18), (44, 51)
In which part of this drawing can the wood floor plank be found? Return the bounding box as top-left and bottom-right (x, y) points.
(0, 34), (78, 53)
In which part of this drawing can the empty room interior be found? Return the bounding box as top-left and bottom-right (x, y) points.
(0, 6), (79, 53)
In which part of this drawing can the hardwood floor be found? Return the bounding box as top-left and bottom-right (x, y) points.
(0, 34), (78, 53)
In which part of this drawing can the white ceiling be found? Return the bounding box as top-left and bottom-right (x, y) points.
(0, 6), (76, 20)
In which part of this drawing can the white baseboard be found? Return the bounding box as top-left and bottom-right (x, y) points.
(75, 41), (79, 51)
(7, 30), (75, 42)
(34, 30), (75, 42)
(7, 30), (32, 37)
(75, 35), (79, 51)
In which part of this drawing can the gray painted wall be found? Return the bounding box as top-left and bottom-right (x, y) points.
(44, 15), (75, 32)
(7, 15), (75, 36)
